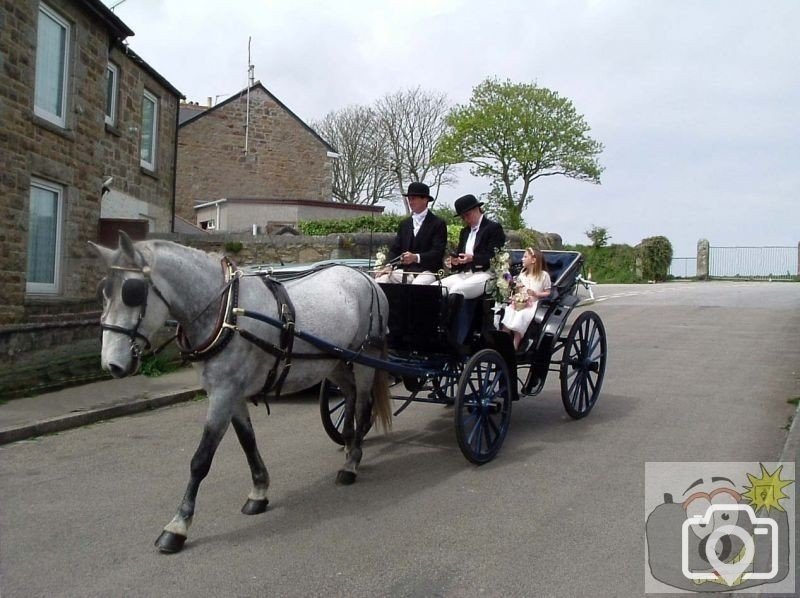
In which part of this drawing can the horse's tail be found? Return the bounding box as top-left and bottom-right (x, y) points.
(371, 339), (393, 432)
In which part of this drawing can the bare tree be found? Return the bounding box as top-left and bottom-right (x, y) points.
(374, 88), (457, 213)
(312, 106), (395, 205)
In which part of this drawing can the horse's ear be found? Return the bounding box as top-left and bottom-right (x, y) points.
(88, 241), (114, 266)
(119, 231), (136, 260)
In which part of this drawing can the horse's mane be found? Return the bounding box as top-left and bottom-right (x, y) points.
(136, 239), (223, 268)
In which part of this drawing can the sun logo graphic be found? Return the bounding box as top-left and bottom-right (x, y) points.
(645, 462), (795, 594)
(742, 463), (792, 514)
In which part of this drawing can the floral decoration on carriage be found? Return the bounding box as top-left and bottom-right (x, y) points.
(489, 247), (513, 303)
(372, 246), (389, 269)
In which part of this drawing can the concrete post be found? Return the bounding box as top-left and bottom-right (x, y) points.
(697, 239), (710, 280)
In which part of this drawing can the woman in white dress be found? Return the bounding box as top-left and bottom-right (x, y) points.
(501, 248), (552, 349)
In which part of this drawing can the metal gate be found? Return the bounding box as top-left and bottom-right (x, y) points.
(709, 246), (798, 280)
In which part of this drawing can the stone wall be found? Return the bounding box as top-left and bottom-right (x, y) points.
(0, 229), (560, 397)
(175, 84), (334, 222)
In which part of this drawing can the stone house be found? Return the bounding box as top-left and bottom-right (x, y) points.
(177, 82), (382, 232)
(0, 0), (181, 395)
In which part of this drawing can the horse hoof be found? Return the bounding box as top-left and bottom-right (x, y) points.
(241, 498), (269, 515)
(154, 531), (186, 554)
(336, 470), (357, 485)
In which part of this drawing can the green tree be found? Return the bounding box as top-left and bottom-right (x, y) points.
(638, 236), (673, 282)
(436, 78), (604, 225)
(585, 224), (611, 248)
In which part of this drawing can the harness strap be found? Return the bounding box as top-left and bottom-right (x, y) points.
(247, 276), (297, 404)
(176, 257), (239, 361)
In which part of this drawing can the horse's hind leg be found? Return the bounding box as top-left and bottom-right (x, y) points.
(335, 363), (374, 485)
(155, 398), (231, 554)
(327, 365), (359, 485)
(231, 401), (270, 515)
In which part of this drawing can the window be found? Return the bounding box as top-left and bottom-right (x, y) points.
(27, 179), (64, 294)
(105, 62), (119, 126)
(200, 219), (216, 230)
(140, 90), (158, 170)
(34, 3), (70, 127)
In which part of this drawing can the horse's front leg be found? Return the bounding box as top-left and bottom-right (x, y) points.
(155, 397), (232, 554)
(231, 401), (270, 515)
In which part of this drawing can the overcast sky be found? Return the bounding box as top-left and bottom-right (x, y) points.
(104, 0), (799, 257)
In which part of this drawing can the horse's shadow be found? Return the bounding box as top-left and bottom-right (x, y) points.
(184, 412), (532, 550)
(187, 390), (635, 551)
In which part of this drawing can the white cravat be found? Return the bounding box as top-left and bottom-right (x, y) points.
(464, 216), (483, 255)
(412, 209), (428, 236)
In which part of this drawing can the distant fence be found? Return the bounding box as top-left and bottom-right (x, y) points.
(709, 246), (798, 280)
(680, 242), (798, 280)
(669, 257), (697, 279)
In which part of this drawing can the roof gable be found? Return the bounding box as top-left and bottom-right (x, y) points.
(179, 82), (335, 153)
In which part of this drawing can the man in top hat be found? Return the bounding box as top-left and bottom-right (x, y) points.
(376, 182), (447, 285)
(436, 193), (506, 299)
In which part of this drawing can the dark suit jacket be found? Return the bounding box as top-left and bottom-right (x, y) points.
(452, 215), (506, 272)
(388, 211), (447, 273)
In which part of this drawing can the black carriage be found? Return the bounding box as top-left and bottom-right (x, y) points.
(320, 250), (608, 464)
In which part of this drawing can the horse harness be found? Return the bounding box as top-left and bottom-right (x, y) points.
(100, 255), (381, 405)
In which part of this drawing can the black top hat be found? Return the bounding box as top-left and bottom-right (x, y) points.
(402, 182), (433, 201)
(454, 194), (483, 216)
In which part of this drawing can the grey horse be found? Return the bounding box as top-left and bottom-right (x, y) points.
(91, 233), (391, 553)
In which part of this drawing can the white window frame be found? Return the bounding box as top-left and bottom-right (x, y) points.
(105, 62), (119, 126)
(26, 178), (64, 295)
(140, 90), (159, 170)
(34, 3), (70, 128)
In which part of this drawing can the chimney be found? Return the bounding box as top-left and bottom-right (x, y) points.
(207, 96), (213, 107)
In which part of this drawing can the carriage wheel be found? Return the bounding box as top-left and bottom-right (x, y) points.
(431, 360), (463, 403)
(319, 379), (347, 445)
(559, 311), (607, 419)
(455, 349), (512, 464)
(319, 379), (372, 445)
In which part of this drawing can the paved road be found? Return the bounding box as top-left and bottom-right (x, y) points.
(1, 282), (798, 597)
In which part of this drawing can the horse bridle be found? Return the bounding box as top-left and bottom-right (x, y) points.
(99, 264), (172, 360)
(99, 256), (239, 362)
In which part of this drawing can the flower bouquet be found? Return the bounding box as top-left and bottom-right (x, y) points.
(512, 289), (529, 311)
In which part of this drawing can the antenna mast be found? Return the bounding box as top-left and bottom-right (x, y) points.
(245, 37), (254, 155)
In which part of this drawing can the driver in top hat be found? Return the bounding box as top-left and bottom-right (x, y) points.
(376, 182), (447, 285)
(435, 193), (506, 299)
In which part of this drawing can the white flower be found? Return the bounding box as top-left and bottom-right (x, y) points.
(374, 250), (387, 268)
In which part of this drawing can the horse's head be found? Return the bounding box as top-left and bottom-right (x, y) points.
(89, 232), (170, 378)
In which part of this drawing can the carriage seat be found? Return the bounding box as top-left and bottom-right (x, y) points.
(542, 251), (583, 301)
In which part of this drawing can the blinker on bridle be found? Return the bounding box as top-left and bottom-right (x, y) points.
(99, 264), (162, 359)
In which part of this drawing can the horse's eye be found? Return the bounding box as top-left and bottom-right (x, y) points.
(121, 278), (148, 307)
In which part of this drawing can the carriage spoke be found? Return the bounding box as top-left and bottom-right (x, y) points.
(330, 398), (346, 429)
(467, 416), (484, 450)
(482, 415), (494, 450)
